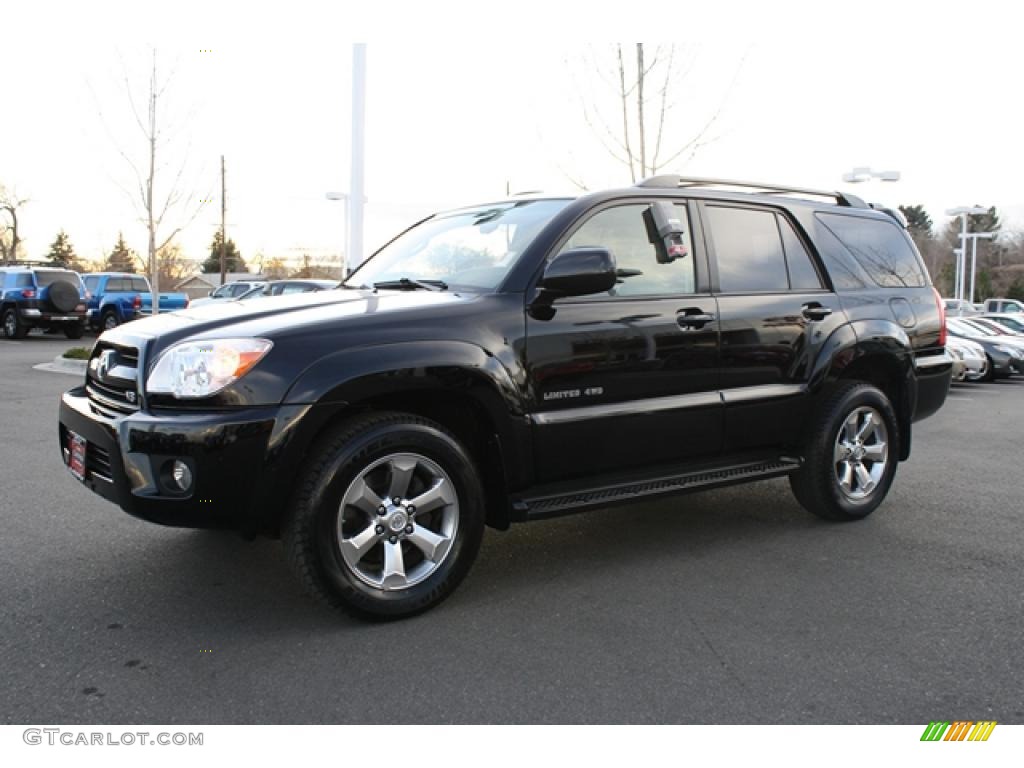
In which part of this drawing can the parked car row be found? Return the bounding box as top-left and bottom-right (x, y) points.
(946, 314), (1024, 381)
(1, 265), (342, 339)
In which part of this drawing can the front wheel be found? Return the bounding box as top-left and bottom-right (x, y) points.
(283, 412), (485, 620)
(790, 382), (899, 522)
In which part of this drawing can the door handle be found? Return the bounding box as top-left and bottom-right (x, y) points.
(802, 303), (832, 321)
(677, 310), (715, 329)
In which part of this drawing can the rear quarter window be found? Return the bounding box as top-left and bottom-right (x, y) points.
(816, 213), (926, 288)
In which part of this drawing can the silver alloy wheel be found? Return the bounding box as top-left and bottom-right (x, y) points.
(336, 451), (458, 591)
(103, 313), (119, 330)
(833, 406), (889, 501)
(4, 311), (15, 337)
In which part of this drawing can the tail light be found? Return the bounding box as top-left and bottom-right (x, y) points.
(133, 294), (142, 310)
(21, 289), (35, 299)
(932, 287), (947, 347)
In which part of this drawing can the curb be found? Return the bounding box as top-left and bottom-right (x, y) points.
(33, 355), (88, 377)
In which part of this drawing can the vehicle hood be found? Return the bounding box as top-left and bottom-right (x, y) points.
(100, 288), (475, 351)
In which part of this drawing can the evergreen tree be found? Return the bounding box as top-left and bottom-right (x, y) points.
(104, 232), (138, 273)
(46, 229), (77, 268)
(1007, 276), (1024, 301)
(898, 205), (933, 239)
(201, 229), (245, 274)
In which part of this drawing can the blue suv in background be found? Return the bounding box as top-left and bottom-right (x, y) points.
(0, 264), (87, 339)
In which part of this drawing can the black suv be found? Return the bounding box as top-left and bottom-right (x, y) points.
(1, 264), (88, 339)
(58, 177), (952, 619)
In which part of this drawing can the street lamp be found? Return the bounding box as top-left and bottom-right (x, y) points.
(945, 206), (989, 303)
(842, 167), (901, 183)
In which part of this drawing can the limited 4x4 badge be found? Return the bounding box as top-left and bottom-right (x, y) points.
(543, 387), (603, 401)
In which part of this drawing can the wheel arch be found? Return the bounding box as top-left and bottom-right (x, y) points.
(265, 341), (531, 534)
(814, 320), (915, 461)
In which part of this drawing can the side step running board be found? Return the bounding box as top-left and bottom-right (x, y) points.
(515, 458), (802, 519)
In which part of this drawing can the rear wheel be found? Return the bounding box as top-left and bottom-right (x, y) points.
(790, 382), (899, 522)
(101, 310), (119, 331)
(2, 308), (28, 339)
(283, 411), (485, 620)
(64, 324), (84, 339)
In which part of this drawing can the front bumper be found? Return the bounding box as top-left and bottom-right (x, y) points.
(58, 386), (294, 532)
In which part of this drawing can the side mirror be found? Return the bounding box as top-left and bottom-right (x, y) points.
(539, 247), (617, 298)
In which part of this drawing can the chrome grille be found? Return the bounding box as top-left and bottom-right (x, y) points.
(86, 343), (140, 416)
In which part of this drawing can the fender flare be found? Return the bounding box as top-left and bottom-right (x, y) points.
(810, 319), (915, 460)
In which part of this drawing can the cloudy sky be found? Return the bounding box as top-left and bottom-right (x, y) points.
(3, 1), (1022, 273)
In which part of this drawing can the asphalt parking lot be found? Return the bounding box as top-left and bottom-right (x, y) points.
(2, 336), (1022, 724)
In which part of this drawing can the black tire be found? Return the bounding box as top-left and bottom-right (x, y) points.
(283, 411), (486, 620)
(2, 307), (28, 339)
(47, 280), (79, 313)
(101, 310), (119, 331)
(789, 382), (899, 522)
(64, 323), (84, 340)
(982, 355), (996, 382)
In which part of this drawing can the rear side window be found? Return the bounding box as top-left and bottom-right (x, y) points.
(817, 213), (926, 288)
(16, 273), (33, 287)
(129, 277), (149, 292)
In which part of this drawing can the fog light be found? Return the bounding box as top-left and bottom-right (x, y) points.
(172, 460), (193, 492)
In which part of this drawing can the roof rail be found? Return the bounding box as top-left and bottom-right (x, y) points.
(0, 259), (61, 268)
(636, 174), (868, 208)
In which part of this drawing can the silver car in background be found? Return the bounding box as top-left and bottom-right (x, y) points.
(946, 336), (988, 381)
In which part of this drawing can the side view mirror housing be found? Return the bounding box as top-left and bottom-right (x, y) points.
(538, 247), (617, 298)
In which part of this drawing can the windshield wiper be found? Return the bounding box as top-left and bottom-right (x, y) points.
(372, 278), (448, 292)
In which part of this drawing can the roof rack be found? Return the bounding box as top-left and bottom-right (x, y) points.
(636, 175), (868, 208)
(0, 260), (60, 268)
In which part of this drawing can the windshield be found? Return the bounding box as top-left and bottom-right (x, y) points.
(950, 319), (992, 336)
(345, 199), (571, 291)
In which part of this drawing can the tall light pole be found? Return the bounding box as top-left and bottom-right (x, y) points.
(349, 44), (367, 275)
(945, 206), (989, 302)
(966, 231), (997, 304)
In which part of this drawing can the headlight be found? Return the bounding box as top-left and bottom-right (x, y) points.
(994, 344), (1023, 358)
(147, 338), (273, 398)
(949, 347), (964, 359)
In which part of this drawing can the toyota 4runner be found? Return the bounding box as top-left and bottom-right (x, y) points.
(58, 176), (953, 619)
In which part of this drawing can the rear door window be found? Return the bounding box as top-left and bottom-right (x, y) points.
(706, 206), (789, 293)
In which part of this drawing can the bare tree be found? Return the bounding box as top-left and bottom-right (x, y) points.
(97, 49), (207, 311)
(0, 185), (28, 264)
(156, 242), (196, 288)
(569, 44), (744, 186)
